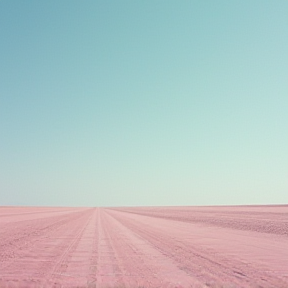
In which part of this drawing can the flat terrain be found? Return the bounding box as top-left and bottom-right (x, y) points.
(0, 205), (287, 288)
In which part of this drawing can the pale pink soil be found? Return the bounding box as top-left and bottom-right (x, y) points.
(0, 206), (287, 288)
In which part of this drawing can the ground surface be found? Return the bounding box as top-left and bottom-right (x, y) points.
(0, 205), (287, 288)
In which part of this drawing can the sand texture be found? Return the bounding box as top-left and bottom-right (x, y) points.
(0, 205), (287, 288)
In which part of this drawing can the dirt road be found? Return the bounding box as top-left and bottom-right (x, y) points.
(0, 205), (287, 287)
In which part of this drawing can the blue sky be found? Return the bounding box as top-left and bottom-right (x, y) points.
(1, 1), (287, 207)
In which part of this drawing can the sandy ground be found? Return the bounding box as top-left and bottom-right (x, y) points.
(0, 205), (287, 288)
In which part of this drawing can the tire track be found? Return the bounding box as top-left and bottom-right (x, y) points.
(46, 209), (96, 287)
(102, 209), (202, 288)
(0, 208), (93, 286)
(0, 208), (90, 257)
(86, 209), (99, 288)
(111, 206), (288, 237)
(94, 209), (123, 288)
(107, 208), (288, 288)
(1, 206), (287, 288)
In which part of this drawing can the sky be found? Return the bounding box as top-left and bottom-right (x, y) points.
(0, 0), (287, 207)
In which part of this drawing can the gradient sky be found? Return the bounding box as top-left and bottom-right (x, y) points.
(1, 0), (287, 207)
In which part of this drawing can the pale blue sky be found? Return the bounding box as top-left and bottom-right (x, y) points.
(1, 1), (287, 207)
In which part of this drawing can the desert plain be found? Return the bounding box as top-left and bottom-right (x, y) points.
(0, 205), (287, 288)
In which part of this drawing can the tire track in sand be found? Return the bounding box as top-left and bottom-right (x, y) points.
(106, 208), (288, 288)
(0, 208), (93, 287)
(94, 208), (123, 288)
(46, 208), (96, 288)
(0, 208), (89, 265)
(102, 209), (203, 288)
(112, 206), (288, 237)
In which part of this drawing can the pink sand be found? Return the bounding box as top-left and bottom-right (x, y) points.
(0, 205), (287, 287)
